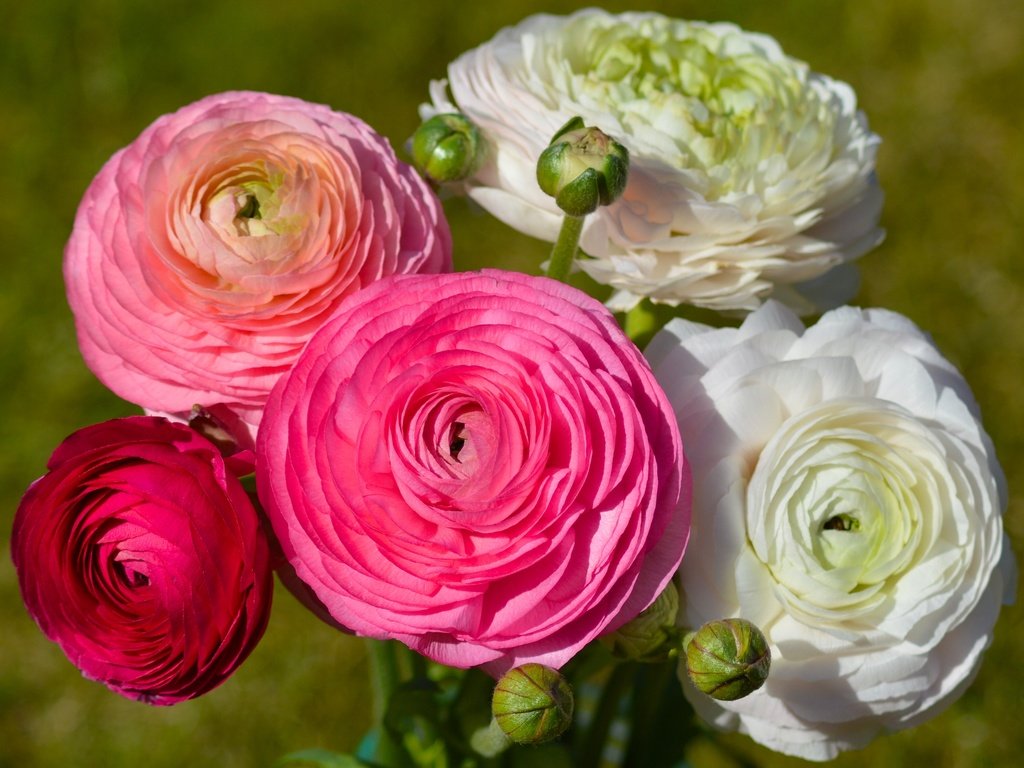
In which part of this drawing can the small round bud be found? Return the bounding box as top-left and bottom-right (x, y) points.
(410, 113), (482, 184)
(536, 116), (629, 217)
(492, 663), (574, 745)
(684, 618), (771, 701)
(602, 583), (680, 662)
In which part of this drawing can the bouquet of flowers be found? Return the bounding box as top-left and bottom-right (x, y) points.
(11, 9), (1015, 766)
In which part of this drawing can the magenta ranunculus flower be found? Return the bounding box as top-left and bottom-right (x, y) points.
(257, 270), (690, 674)
(65, 91), (451, 432)
(12, 416), (273, 705)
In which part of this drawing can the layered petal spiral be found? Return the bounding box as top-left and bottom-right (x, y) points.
(258, 270), (689, 673)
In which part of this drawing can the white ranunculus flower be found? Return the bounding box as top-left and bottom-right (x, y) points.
(646, 302), (1015, 761)
(423, 9), (884, 313)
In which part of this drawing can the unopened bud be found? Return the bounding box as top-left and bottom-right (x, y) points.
(492, 663), (574, 745)
(536, 116), (629, 217)
(602, 583), (680, 662)
(684, 618), (771, 701)
(410, 113), (482, 184)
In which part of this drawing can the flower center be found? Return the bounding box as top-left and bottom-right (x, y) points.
(230, 179), (283, 237)
(822, 513), (860, 532)
(745, 399), (944, 624)
(114, 559), (150, 589)
(556, 16), (836, 197)
(236, 193), (261, 220)
(204, 161), (307, 240)
(448, 421), (467, 462)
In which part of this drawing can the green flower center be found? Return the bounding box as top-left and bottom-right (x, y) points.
(745, 399), (949, 624)
(204, 161), (306, 240)
(236, 193), (261, 220)
(555, 17), (837, 199)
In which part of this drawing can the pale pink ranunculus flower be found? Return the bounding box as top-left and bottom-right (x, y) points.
(12, 416), (273, 705)
(257, 270), (690, 674)
(65, 91), (451, 433)
(647, 302), (1015, 760)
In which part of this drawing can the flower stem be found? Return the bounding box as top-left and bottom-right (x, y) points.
(576, 662), (634, 768)
(407, 648), (428, 680)
(369, 639), (399, 721)
(624, 662), (673, 766)
(367, 639), (405, 766)
(469, 718), (512, 758)
(623, 299), (658, 346)
(546, 214), (585, 283)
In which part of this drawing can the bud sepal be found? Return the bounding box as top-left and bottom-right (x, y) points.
(410, 113), (483, 184)
(601, 583), (681, 662)
(536, 117), (629, 217)
(683, 618), (771, 701)
(492, 663), (574, 745)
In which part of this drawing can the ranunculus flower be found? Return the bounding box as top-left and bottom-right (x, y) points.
(66, 91), (451, 432)
(257, 270), (690, 674)
(646, 302), (1015, 760)
(12, 416), (273, 705)
(423, 9), (882, 313)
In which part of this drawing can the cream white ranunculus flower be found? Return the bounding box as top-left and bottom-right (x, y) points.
(646, 302), (1015, 761)
(423, 9), (883, 313)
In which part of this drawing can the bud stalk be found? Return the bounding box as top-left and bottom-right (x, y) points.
(537, 117), (629, 283)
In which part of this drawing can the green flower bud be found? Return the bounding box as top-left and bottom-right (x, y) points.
(492, 663), (574, 745)
(684, 618), (771, 701)
(536, 116), (629, 217)
(410, 113), (482, 184)
(601, 582), (680, 662)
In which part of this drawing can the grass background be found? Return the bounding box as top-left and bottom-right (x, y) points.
(1, 0), (1021, 765)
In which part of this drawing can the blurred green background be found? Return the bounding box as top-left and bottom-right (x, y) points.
(1, 0), (1021, 765)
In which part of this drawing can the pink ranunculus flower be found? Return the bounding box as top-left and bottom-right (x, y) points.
(257, 270), (690, 674)
(12, 416), (273, 705)
(65, 91), (451, 433)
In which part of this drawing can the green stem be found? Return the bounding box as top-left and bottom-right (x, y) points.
(369, 639), (399, 723)
(469, 718), (512, 758)
(577, 663), (634, 768)
(367, 639), (406, 766)
(622, 299), (658, 346)
(546, 214), (585, 283)
(625, 662), (673, 767)
(408, 649), (428, 680)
